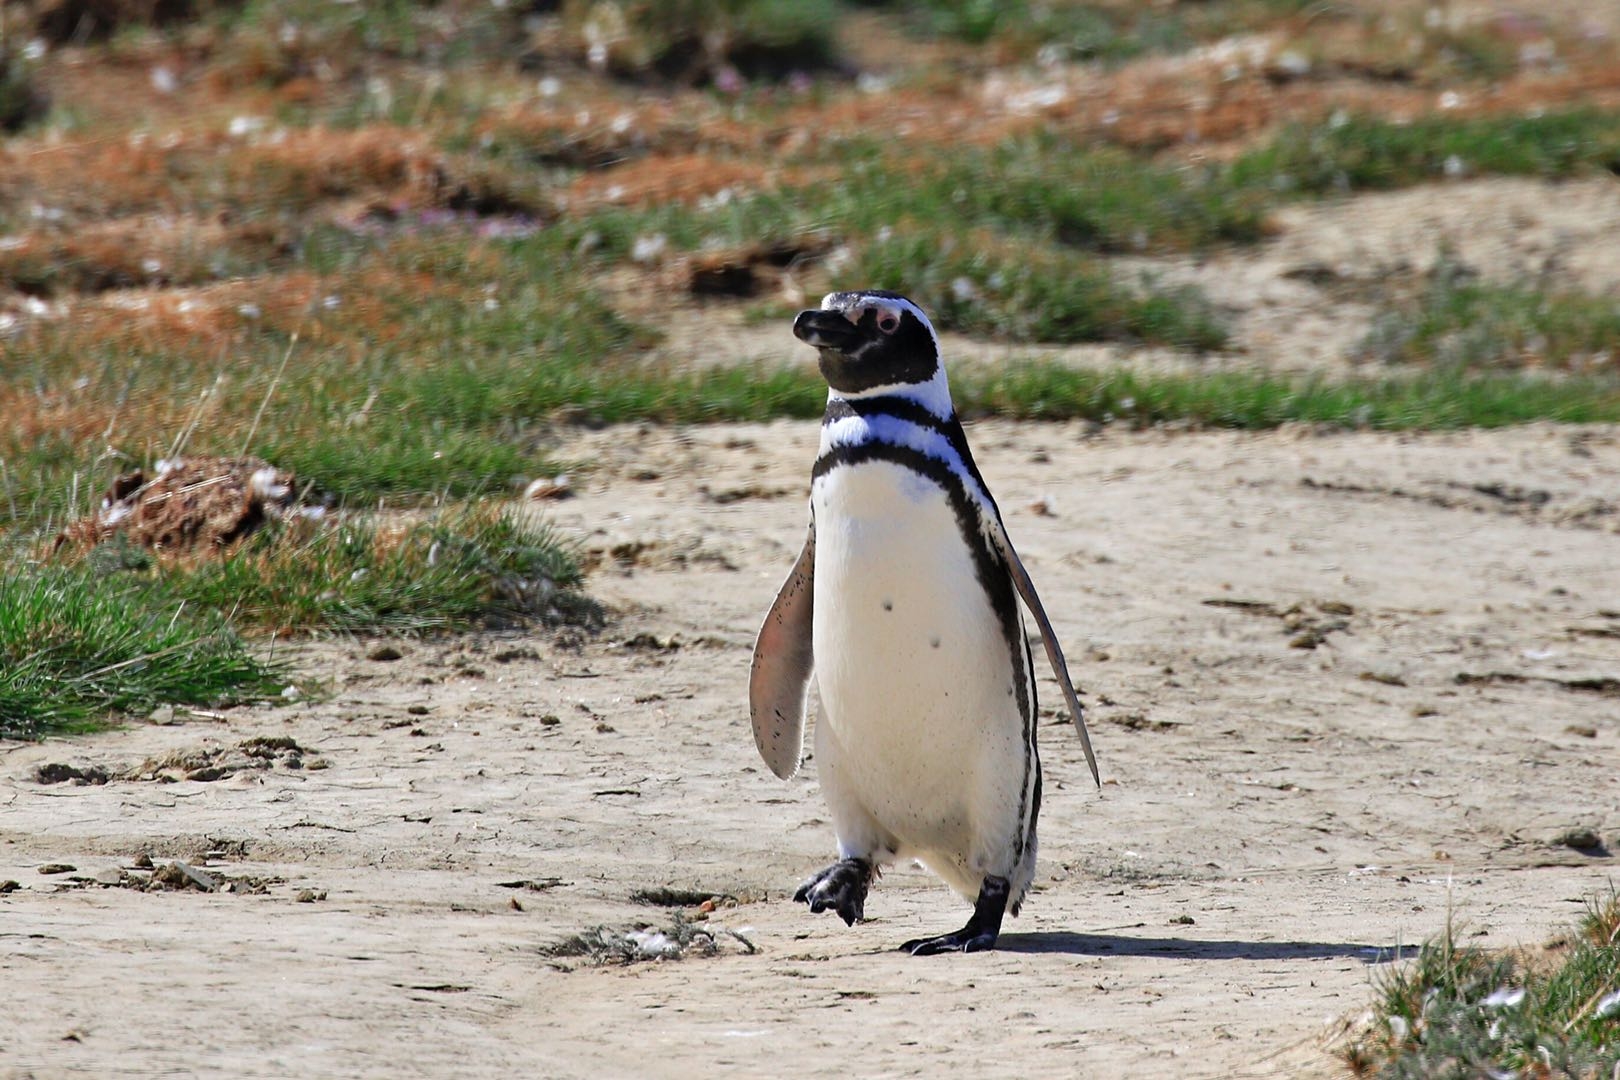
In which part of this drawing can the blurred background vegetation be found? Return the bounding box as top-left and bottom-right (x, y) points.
(3, 0), (1620, 733)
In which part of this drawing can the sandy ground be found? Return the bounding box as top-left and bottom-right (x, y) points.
(4, 416), (1618, 1079)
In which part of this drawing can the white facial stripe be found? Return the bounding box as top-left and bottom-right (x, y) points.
(821, 293), (940, 345)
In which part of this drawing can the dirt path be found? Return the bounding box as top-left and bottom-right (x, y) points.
(4, 420), (1618, 1079)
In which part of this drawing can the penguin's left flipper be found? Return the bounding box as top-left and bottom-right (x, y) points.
(992, 526), (1101, 788)
(749, 522), (816, 780)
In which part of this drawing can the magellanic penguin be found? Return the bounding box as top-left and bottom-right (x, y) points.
(750, 289), (1100, 955)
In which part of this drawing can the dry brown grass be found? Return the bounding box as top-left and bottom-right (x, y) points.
(0, 216), (288, 295)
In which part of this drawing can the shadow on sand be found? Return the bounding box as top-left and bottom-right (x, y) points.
(996, 930), (1409, 964)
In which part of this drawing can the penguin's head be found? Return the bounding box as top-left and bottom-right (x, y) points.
(792, 290), (941, 396)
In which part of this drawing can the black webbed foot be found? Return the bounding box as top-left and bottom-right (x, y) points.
(793, 857), (873, 926)
(900, 875), (1010, 956)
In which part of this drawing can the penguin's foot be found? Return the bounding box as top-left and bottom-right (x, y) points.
(900, 875), (1010, 956)
(793, 857), (873, 926)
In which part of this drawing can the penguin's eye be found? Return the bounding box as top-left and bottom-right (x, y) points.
(876, 310), (900, 334)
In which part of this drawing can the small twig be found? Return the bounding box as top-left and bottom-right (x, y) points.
(241, 333), (299, 458)
(168, 370), (226, 462)
(1562, 973), (1620, 1033)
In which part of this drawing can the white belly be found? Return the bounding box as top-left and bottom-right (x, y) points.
(811, 458), (1031, 888)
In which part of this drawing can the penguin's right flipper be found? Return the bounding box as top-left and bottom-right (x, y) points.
(749, 522), (816, 779)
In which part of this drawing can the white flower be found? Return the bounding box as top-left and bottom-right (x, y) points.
(625, 929), (679, 957)
(1481, 987), (1525, 1009)
(630, 233), (667, 264)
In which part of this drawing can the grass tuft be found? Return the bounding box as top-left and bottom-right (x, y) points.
(0, 564), (287, 739)
(955, 362), (1620, 429)
(130, 504), (598, 636)
(852, 228), (1228, 349)
(1344, 889), (1620, 1078)
(1231, 110), (1620, 196)
(1359, 256), (1620, 373)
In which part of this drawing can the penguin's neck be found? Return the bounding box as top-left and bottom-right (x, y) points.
(825, 365), (955, 422)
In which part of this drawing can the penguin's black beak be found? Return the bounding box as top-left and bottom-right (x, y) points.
(793, 309), (861, 351)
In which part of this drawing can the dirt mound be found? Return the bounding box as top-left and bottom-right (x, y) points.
(53, 455), (298, 556)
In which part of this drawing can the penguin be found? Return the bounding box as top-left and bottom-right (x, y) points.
(749, 289), (1099, 956)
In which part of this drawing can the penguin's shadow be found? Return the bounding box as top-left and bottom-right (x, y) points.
(997, 931), (1406, 965)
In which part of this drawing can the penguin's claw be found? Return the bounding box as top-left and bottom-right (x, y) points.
(899, 929), (998, 955)
(898, 874), (1010, 957)
(793, 858), (872, 926)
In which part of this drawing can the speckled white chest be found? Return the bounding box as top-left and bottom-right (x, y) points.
(809, 450), (1031, 891)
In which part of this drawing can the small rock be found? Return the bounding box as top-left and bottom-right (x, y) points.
(621, 632), (678, 651)
(295, 888), (327, 903)
(1564, 724), (1597, 738)
(524, 475), (572, 501)
(1557, 828), (1604, 852)
(493, 647), (540, 663)
(1170, 914), (1196, 925)
(367, 644), (404, 662)
(38, 864), (77, 875)
(149, 704), (177, 725)
(538, 715), (561, 727)
(1288, 628), (1327, 649)
(0, 880), (20, 893)
(149, 861), (216, 891)
(131, 853), (154, 869)
(407, 704), (431, 716)
(93, 867), (125, 886)
(32, 762), (110, 785)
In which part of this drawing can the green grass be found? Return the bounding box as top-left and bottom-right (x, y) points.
(4, 504), (595, 737)
(0, 33), (47, 134)
(954, 362), (1620, 428)
(1230, 110), (1620, 196)
(1359, 260), (1620, 372)
(936, 138), (1271, 253)
(147, 504), (597, 635)
(852, 230), (1227, 348)
(1345, 890), (1620, 1078)
(878, 0), (1313, 62)
(0, 564), (288, 739)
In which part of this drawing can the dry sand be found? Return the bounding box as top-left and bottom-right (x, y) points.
(4, 417), (1618, 1078)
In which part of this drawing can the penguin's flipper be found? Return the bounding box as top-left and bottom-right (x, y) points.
(995, 529), (1101, 788)
(749, 523), (816, 779)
